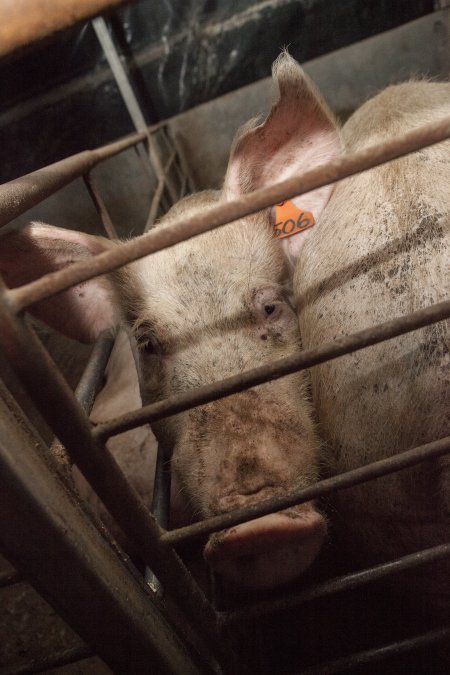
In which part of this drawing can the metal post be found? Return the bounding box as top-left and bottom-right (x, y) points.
(0, 391), (207, 675)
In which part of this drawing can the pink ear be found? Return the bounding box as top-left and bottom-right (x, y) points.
(0, 222), (118, 342)
(223, 52), (341, 262)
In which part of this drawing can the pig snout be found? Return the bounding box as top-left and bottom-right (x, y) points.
(203, 498), (326, 590)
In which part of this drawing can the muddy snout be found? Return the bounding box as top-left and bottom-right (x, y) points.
(203, 501), (326, 590)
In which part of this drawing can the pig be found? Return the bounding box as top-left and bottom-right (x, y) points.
(0, 209), (325, 590)
(224, 53), (450, 605)
(1, 52), (448, 598)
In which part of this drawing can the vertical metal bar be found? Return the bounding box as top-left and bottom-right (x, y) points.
(0, 289), (222, 657)
(74, 331), (115, 413)
(83, 173), (119, 239)
(0, 391), (206, 675)
(92, 16), (179, 204)
(146, 443), (172, 594)
(145, 150), (177, 230)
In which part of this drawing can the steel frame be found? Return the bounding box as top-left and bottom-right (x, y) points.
(0, 53), (449, 675)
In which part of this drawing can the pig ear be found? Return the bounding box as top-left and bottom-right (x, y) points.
(0, 222), (118, 342)
(223, 52), (341, 261)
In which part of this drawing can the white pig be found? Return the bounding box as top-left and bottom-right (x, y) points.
(0, 203), (325, 591)
(1, 53), (448, 598)
(224, 53), (450, 606)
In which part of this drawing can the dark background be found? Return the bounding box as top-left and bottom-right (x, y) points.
(0, 0), (434, 182)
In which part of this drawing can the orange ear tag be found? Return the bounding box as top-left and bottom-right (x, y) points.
(273, 200), (315, 239)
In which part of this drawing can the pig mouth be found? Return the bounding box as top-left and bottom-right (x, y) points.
(203, 502), (326, 589)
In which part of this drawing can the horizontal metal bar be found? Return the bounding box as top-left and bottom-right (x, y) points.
(7, 115), (450, 313)
(162, 434), (450, 547)
(0, 0), (132, 58)
(0, 131), (146, 228)
(95, 299), (450, 440)
(0, 288), (222, 656)
(221, 542), (450, 625)
(298, 626), (450, 675)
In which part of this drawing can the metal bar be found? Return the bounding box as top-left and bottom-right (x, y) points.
(162, 434), (450, 547)
(145, 150), (177, 230)
(7, 114), (450, 312)
(158, 127), (193, 195)
(0, 393), (205, 675)
(0, 0), (132, 58)
(221, 542), (450, 625)
(83, 173), (119, 239)
(146, 443), (172, 593)
(0, 131), (146, 229)
(74, 331), (115, 413)
(92, 17), (179, 203)
(0, 287), (222, 656)
(298, 626), (450, 675)
(95, 299), (450, 440)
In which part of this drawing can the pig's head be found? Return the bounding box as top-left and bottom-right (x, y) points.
(0, 53), (341, 589)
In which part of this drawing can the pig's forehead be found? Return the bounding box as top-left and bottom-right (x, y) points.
(136, 220), (285, 292)
(122, 220), (287, 323)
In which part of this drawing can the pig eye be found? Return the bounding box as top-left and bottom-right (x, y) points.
(136, 334), (159, 356)
(142, 339), (156, 354)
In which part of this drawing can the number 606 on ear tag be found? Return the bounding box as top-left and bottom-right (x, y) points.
(273, 200), (315, 239)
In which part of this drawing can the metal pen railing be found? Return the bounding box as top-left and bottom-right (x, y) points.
(0, 113), (449, 673)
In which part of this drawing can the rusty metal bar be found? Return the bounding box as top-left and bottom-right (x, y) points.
(0, 392), (205, 675)
(74, 331), (115, 412)
(221, 542), (450, 625)
(0, 131), (146, 229)
(162, 434), (450, 547)
(94, 299), (450, 440)
(83, 173), (119, 239)
(0, 288), (222, 653)
(145, 150), (177, 230)
(298, 626), (450, 675)
(0, 0), (132, 58)
(6, 114), (450, 313)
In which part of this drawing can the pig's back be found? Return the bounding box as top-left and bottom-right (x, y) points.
(295, 81), (450, 603)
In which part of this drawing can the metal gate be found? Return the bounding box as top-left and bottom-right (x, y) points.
(0, 2), (449, 674)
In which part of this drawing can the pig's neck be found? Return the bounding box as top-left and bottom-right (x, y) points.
(281, 227), (314, 267)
